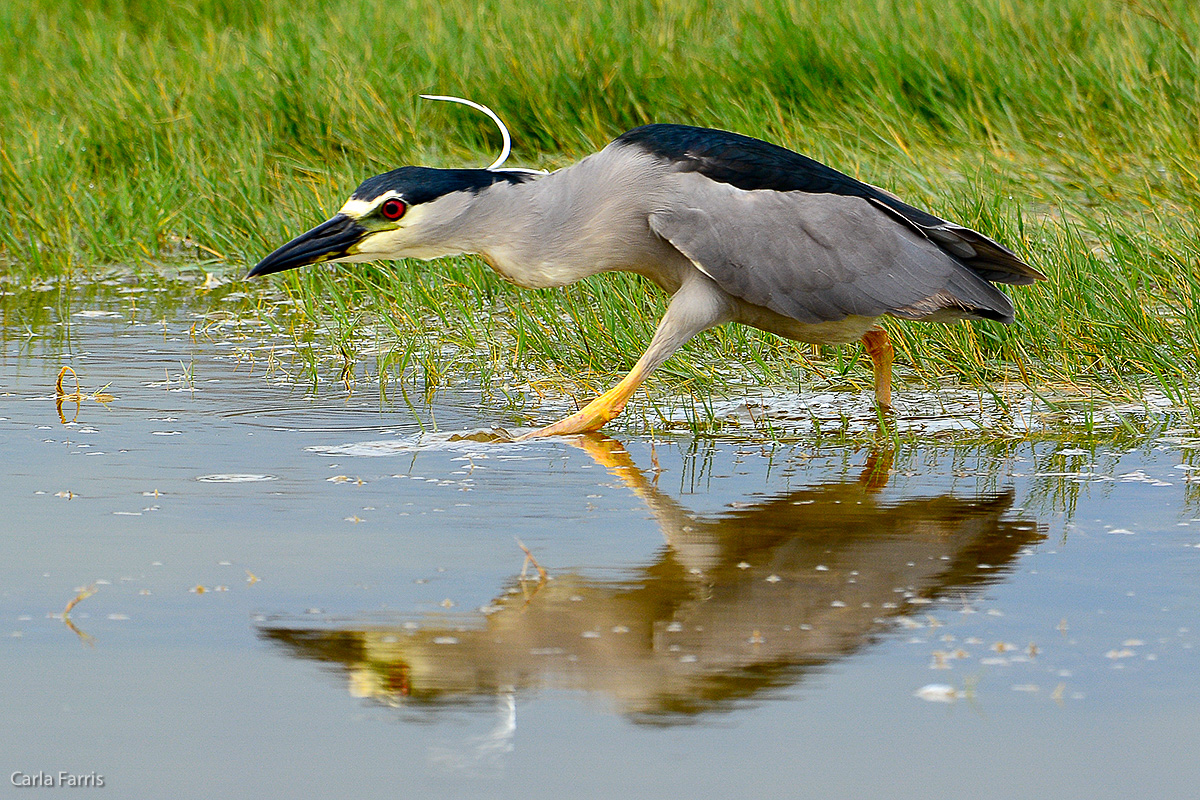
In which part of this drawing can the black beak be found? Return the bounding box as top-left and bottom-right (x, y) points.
(246, 214), (368, 278)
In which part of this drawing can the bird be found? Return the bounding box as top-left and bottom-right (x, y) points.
(248, 98), (1044, 437)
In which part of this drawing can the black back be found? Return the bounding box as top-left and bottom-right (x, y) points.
(615, 124), (946, 228)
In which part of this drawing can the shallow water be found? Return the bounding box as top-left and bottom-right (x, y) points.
(2, 283), (1198, 798)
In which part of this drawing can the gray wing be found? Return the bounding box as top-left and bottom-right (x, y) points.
(648, 173), (1017, 325)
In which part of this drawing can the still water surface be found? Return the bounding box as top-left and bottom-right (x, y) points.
(2, 283), (1198, 798)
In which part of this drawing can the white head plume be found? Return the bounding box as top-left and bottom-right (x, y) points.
(419, 94), (547, 175)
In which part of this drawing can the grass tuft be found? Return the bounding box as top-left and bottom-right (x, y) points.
(2, 0), (1198, 425)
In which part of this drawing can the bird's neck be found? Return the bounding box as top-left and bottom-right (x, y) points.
(452, 158), (673, 289)
(417, 177), (592, 289)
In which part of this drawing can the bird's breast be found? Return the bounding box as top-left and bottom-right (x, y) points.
(478, 249), (593, 289)
(478, 218), (690, 292)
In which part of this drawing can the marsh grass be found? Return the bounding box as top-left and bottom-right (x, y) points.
(2, 0), (1198, 432)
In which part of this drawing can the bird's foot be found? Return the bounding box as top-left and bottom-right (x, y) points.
(519, 388), (631, 439)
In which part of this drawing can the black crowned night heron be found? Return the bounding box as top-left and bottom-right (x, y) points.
(249, 98), (1043, 437)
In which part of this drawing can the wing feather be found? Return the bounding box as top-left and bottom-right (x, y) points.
(648, 173), (1017, 325)
(618, 124), (1044, 287)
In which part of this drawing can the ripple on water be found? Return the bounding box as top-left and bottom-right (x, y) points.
(195, 473), (279, 483)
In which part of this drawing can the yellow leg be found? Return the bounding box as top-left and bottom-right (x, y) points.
(520, 358), (652, 438)
(518, 275), (733, 439)
(861, 328), (894, 411)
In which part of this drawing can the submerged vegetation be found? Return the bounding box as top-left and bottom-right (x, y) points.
(1, 0), (1198, 433)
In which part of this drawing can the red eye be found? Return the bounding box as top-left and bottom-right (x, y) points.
(380, 198), (406, 221)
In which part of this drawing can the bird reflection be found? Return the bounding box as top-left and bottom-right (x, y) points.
(261, 436), (1043, 722)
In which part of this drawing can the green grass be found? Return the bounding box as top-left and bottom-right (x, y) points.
(2, 0), (1198, 431)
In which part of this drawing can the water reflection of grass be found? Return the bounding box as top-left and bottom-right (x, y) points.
(2, 0), (1197, 430)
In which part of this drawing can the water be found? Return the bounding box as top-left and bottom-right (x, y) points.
(2, 279), (1198, 798)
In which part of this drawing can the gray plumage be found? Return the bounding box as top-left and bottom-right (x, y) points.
(647, 173), (1016, 325)
(250, 123), (1044, 436)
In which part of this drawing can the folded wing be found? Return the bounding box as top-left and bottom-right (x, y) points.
(649, 172), (1022, 325)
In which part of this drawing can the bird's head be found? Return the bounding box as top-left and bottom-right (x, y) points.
(247, 167), (535, 278)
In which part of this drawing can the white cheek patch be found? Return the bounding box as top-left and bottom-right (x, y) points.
(329, 251), (377, 264)
(338, 198), (383, 219)
(354, 227), (410, 257)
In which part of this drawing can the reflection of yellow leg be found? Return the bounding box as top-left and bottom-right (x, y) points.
(861, 328), (893, 411)
(568, 434), (652, 499)
(857, 449), (895, 492)
(521, 358), (652, 438)
(571, 433), (637, 471)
